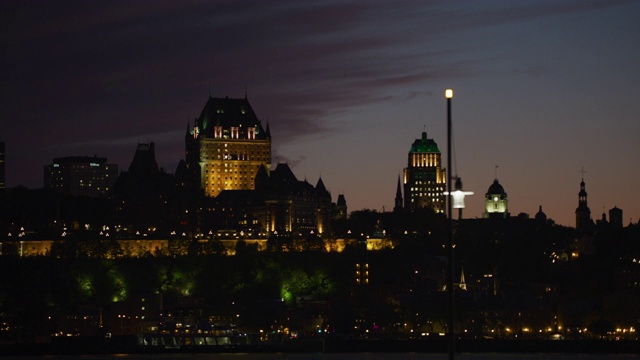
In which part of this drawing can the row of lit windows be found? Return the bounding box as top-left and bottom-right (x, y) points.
(205, 176), (251, 183)
(410, 194), (442, 201)
(411, 193), (444, 198)
(410, 187), (444, 191)
(202, 142), (269, 149)
(205, 181), (250, 186)
(202, 155), (269, 161)
(211, 126), (257, 140)
(205, 169), (255, 175)
(411, 180), (442, 185)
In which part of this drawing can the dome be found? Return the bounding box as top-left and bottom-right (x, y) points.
(487, 179), (506, 195)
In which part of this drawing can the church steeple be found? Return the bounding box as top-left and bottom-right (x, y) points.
(394, 175), (403, 213)
(575, 172), (592, 232)
(578, 178), (588, 207)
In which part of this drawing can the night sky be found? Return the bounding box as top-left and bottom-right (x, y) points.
(2, 0), (639, 227)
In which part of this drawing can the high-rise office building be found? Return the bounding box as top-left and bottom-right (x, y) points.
(402, 131), (446, 213)
(0, 141), (5, 192)
(186, 96), (271, 198)
(44, 156), (118, 197)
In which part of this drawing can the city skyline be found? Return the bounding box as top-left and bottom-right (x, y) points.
(2, 0), (639, 227)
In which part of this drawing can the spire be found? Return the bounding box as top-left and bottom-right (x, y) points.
(265, 122), (271, 138)
(576, 172), (592, 232)
(394, 175), (403, 212)
(316, 176), (329, 197)
(459, 265), (467, 291)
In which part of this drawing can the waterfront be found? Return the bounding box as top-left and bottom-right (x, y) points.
(2, 353), (639, 360)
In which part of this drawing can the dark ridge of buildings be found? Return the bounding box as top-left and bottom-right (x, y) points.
(0, 141), (5, 193)
(112, 143), (177, 231)
(202, 162), (333, 236)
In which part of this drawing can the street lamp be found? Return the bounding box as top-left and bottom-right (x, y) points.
(445, 88), (454, 360)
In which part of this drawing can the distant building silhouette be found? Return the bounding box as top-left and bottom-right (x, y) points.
(535, 205), (547, 225)
(609, 206), (623, 229)
(202, 163), (333, 236)
(575, 177), (593, 232)
(0, 141), (5, 193)
(394, 175), (403, 213)
(264, 163), (332, 234)
(333, 193), (348, 220)
(483, 179), (509, 219)
(112, 143), (176, 231)
(43, 155), (118, 197)
(402, 131), (446, 213)
(185, 95), (271, 198)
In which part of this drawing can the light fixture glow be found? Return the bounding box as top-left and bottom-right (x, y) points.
(445, 189), (475, 209)
(445, 89), (453, 99)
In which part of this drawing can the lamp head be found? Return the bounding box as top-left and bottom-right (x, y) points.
(445, 89), (453, 99)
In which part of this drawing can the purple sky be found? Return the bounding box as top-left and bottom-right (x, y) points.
(2, 0), (639, 227)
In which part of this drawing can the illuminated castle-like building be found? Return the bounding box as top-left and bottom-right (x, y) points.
(185, 95), (271, 198)
(402, 131), (446, 213)
(185, 95), (334, 236)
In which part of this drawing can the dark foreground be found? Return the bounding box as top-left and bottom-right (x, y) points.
(1, 337), (638, 356)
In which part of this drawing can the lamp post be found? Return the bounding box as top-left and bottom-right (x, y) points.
(445, 88), (454, 360)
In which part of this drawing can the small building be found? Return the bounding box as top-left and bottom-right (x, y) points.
(483, 179), (509, 219)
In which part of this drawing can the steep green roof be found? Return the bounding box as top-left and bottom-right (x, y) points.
(409, 132), (440, 153)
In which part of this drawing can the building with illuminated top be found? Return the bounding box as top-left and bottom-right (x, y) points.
(183, 95), (335, 236)
(402, 131), (446, 213)
(483, 179), (509, 219)
(185, 95), (271, 198)
(43, 156), (118, 197)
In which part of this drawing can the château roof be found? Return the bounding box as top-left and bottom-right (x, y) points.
(267, 163), (330, 199)
(409, 132), (440, 153)
(196, 96), (268, 139)
(316, 177), (329, 196)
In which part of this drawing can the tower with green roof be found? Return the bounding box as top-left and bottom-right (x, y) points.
(402, 131), (446, 213)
